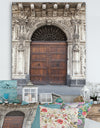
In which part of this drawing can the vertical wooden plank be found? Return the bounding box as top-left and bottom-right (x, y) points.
(49, 42), (67, 85)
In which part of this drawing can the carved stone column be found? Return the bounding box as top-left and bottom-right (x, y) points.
(17, 42), (25, 75)
(67, 40), (73, 85)
(72, 44), (80, 75)
(70, 19), (84, 86)
(24, 41), (30, 81)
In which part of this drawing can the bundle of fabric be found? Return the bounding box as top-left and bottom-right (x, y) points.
(61, 101), (93, 128)
(32, 104), (78, 128)
(32, 104), (60, 128)
(40, 106), (78, 128)
(31, 102), (93, 128)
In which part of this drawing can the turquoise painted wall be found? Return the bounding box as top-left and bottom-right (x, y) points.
(0, 80), (17, 101)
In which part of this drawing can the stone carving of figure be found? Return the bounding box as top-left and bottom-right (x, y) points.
(71, 19), (81, 42)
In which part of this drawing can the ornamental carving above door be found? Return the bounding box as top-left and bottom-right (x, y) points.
(31, 25), (67, 41)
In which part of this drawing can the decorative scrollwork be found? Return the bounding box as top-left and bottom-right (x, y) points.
(31, 25), (67, 41)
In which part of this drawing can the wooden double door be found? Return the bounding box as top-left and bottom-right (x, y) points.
(30, 42), (67, 85)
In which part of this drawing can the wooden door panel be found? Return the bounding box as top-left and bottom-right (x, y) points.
(31, 54), (47, 60)
(49, 45), (66, 53)
(3, 116), (24, 128)
(50, 69), (66, 75)
(31, 62), (47, 68)
(50, 54), (66, 60)
(50, 62), (66, 67)
(49, 76), (66, 85)
(30, 43), (48, 84)
(30, 76), (48, 84)
(49, 74), (66, 84)
(48, 43), (67, 85)
(31, 46), (47, 53)
(30, 69), (47, 75)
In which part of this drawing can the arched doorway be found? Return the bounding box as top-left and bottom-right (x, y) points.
(30, 25), (67, 85)
(3, 111), (25, 128)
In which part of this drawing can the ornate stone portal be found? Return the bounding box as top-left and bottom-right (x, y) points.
(12, 2), (86, 86)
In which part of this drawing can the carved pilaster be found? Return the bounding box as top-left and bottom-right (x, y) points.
(25, 46), (29, 75)
(14, 45), (17, 74)
(71, 19), (81, 76)
(16, 42), (25, 74)
(72, 44), (80, 76)
(12, 45), (16, 74)
(80, 46), (86, 76)
(81, 21), (86, 41)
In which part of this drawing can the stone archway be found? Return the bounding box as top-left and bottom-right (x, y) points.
(3, 111), (25, 128)
(30, 25), (68, 85)
(28, 19), (72, 41)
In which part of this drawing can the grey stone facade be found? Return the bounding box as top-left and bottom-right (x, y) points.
(12, 2), (86, 86)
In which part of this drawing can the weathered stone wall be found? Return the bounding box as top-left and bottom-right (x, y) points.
(12, 2), (86, 86)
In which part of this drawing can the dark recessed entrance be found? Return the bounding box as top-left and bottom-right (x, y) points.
(30, 25), (67, 85)
(3, 111), (25, 128)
